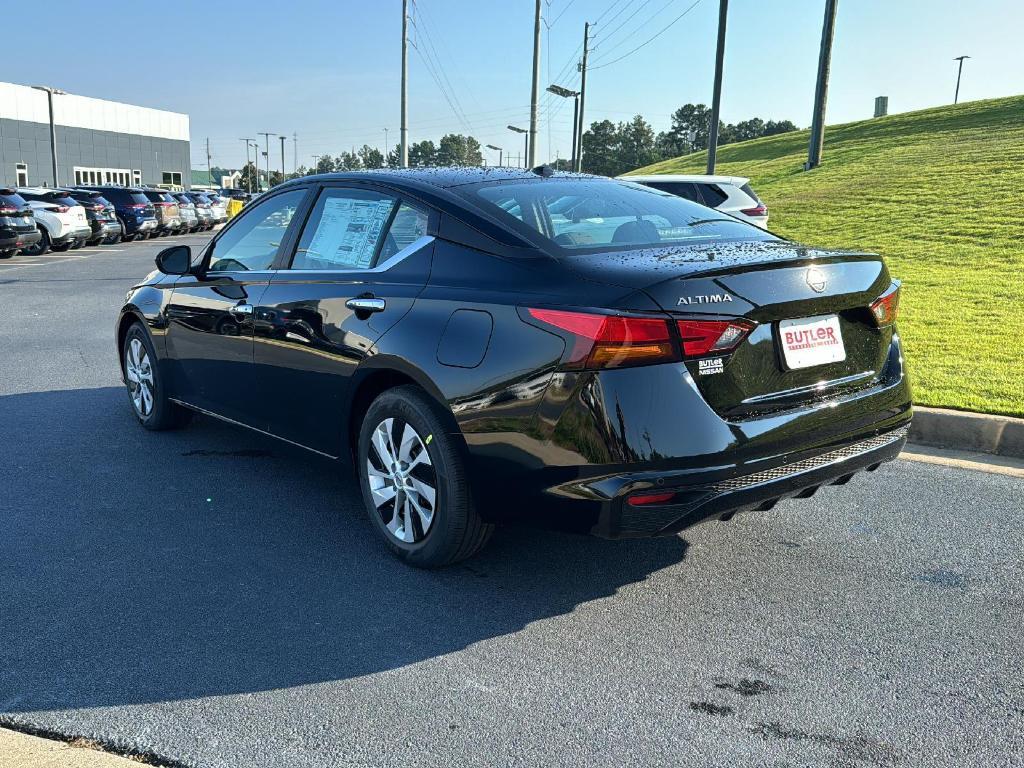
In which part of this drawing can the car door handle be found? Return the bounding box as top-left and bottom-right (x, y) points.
(346, 297), (386, 313)
(230, 303), (254, 317)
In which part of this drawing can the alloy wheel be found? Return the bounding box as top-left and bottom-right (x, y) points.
(366, 417), (437, 544)
(124, 337), (155, 417)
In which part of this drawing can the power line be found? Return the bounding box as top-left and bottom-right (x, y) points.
(589, 0), (705, 70)
(592, 0), (658, 51)
(548, 0), (580, 27)
(590, 0), (681, 63)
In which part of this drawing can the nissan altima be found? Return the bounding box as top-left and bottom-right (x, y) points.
(117, 168), (911, 567)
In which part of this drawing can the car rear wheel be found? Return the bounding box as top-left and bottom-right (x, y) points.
(358, 386), (492, 568)
(0, 249), (14, 259)
(121, 323), (192, 431)
(19, 227), (50, 257)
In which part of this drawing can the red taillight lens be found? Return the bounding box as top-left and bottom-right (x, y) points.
(741, 204), (767, 217)
(51, 205), (69, 213)
(0, 207), (18, 215)
(676, 319), (755, 358)
(870, 284), (900, 326)
(128, 204), (147, 210)
(526, 308), (676, 369)
(627, 491), (676, 507)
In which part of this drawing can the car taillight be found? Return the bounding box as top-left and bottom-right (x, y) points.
(741, 203), (767, 217)
(870, 284), (900, 326)
(525, 308), (677, 369)
(0, 206), (18, 215)
(51, 205), (69, 213)
(128, 204), (147, 210)
(676, 319), (755, 358)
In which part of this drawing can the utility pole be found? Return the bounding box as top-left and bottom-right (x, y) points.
(575, 22), (590, 173)
(953, 55), (970, 104)
(571, 94), (579, 170)
(400, 0), (409, 167)
(293, 133), (298, 175)
(805, 0), (839, 170)
(528, 0), (542, 167)
(240, 138), (254, 193)
(383, 128), (390, 165)
(706, 0), (728, 174)
(258, 132), (274, 190)
(279, 135), (286, 183)
(312, 155), (322, 174)
(205, 137), (212, 188)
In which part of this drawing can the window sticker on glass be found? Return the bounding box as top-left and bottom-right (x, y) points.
(302, 196), (395, 269)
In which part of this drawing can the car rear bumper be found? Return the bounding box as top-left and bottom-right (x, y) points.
(0, 228), (41, 250)
(588, 424), (908, 538)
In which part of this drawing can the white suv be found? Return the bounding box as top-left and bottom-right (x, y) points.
(16, 187), (92, 254)
(623, 174), (769, 228)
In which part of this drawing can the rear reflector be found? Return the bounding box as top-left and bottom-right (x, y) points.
(870, 284), (900, 326)
(526, 308), (676, 369)
(627, 491), (675, 506)
(676, 319), (755, 358)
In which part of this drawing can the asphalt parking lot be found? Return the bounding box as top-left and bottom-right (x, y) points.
(0, 235), (1022, 768)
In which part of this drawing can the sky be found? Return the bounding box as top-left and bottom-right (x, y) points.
(8, 0), (1022, 172)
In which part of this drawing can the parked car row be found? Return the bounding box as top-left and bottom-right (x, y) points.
(0, 186), (229, 258)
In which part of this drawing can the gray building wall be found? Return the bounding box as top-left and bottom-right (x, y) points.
(0, 118), (190, 189)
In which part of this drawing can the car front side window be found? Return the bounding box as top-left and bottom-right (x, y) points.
(290, 188), (398, 271)
(207, 189), (306, 272)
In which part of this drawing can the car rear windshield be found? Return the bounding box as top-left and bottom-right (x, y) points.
(0, 192), (28, 209)
(49, 195), (79, 208)
(464, 179), (774, 253)
(191, 194), (211, 204)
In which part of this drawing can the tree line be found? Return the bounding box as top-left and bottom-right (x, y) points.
(223, 104), (796, 189)
(579, 103), (797, 177)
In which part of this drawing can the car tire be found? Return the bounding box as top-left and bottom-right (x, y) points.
(51, 241), (71, 252)
(357, 385), (493, 568)
(19, 227), (51, 256)
(0, 249), (14, 259)
(71, 239), (86, 250)
(121, 322), (192, 431)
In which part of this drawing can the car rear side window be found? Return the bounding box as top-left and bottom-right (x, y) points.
(290, 188), (397, 270)
(697, 183), (729, 208)
(740, 182), (761, 203)
(642, 181), (704, 204)
(207, 189), (306, 272)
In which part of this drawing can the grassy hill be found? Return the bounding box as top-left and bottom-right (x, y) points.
(628, 95), (1024, 417)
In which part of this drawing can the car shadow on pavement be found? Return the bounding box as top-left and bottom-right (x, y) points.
(0, 386), (688, 713)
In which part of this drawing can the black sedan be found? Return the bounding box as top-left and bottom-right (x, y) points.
(116, 168), (912, 567)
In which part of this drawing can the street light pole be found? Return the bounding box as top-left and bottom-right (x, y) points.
(805, 0), (839, 170)
(258, 132), (275, 190)
(507, 126), (528, 168)
(486, 145), (504, 167)
(706, 0), (728, 175)
(279, 135), (286, 184)
(31, 85), (66, 186)
(546, 84), (581, 171)
(953, 55), (970, 104)
(383, 128), (390, 165)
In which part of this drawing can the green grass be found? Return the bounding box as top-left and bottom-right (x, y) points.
(629, 95), (1024, 417)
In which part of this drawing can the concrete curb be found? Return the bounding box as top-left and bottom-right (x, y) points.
(909, 406), (1024, 458)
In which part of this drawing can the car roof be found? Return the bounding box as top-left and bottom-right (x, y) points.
(279, 166), (601, 193)
(621, 173), (750, 186)
(18, 186), (74, 195)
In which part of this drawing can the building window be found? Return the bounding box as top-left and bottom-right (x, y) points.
(16, 163), (28, 186)
(132, 170), (142, 186)
(161, 171), (183, 187)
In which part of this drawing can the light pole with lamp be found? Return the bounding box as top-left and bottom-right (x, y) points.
(507, 125), (528, 168)
(31, 85), (66, 186)
(546, 84), (580, 170)
(486, 144), (504, 167)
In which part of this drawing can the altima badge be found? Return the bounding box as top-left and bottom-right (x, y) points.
(806, 267), (827, 293)
(677, 294), (734, 306)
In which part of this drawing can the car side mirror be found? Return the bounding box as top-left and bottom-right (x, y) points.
(155, 245), (192, 275)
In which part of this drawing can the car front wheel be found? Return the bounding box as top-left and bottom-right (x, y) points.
(121, 323), (191, 430)
(357, 386), (492, 568)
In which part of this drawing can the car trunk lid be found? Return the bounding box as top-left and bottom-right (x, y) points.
(564, 240), (896, 417)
